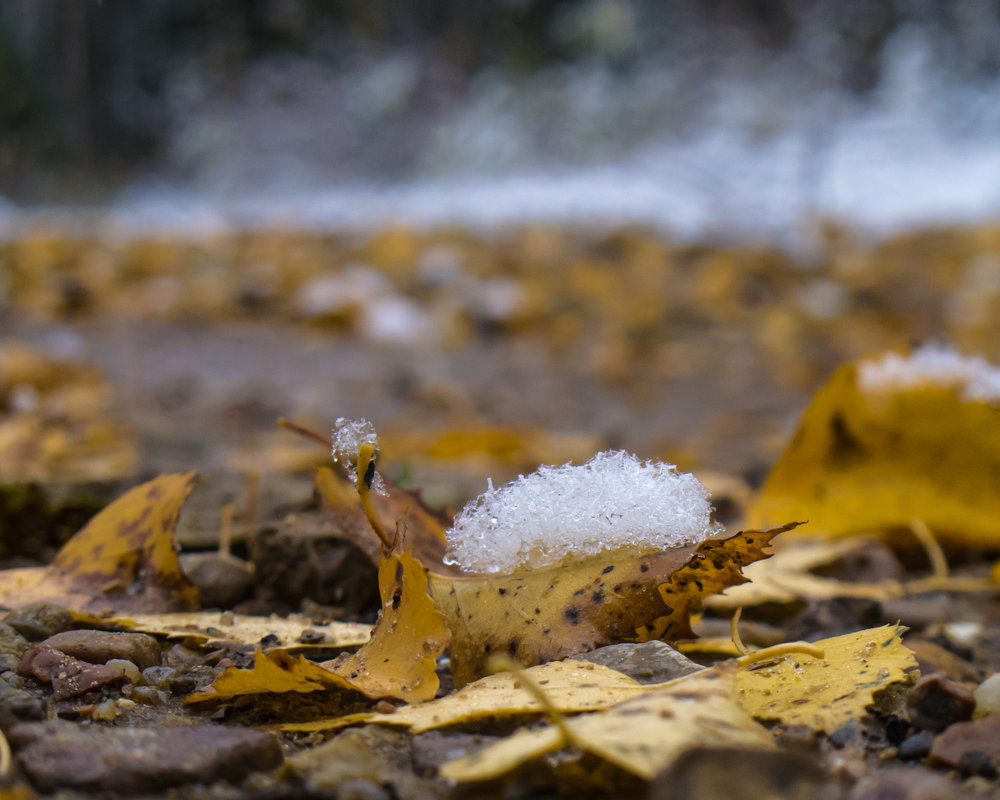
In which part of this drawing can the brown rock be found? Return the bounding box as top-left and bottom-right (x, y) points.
(0, 623), (30, 672)
(19, 645), (125, 700)
(179, 552), (255, 609)
(4, 603), (73, 640)
(930, 714), (1000, 776)
(8, 720), (282, 792)
(39, 630), (161, 669)
(849, 767), (958, 800)
(905, 639), (982, 684)
(907, 674), (975, 732)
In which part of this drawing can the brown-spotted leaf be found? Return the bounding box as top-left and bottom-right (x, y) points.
(329, 551), (451, 703)
(428, 524), (796, 687)
(314, 466), (462, 576)
(0, 472), (200, 613)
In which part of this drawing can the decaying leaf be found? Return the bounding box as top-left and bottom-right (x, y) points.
(441, 664), (774, 783)
(333, 551), (451, 703)
(366, 659), (655, 733)
(314, 466), (462, 575)
(749, 350), (1000, 547)
(110, 611), (372, 652)
(429, 525), (796, 687)
(188, 551), (449, 704)
(735, 624), (918, 732)
(0, 473), (200, 613)
(186, 648), (358, 702)
(705, 537), (903, 611)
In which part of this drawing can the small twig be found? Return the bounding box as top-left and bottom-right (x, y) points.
(909, 517), (949, 579)
(737, 641), (825, 668)
(729, 607), (749, 656)
(487, 656), (581, 750)
(277, 417), (333, 449)
(243, 470), (259, 560)
(356, 442), (394, 552)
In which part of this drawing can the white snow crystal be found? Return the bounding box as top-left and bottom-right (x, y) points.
(331, 417), (387, 494)
(858, 344), (1000, 402)
(444, 450), (719, 575)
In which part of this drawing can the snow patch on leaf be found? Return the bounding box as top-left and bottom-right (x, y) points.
(858, 344), (1000, 401)
(444, 450), (719, 575)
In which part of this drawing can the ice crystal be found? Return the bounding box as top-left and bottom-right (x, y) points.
(332, 417), (387, 495)
(444, 450), (718, 575)
(858, 344), (1000, 402)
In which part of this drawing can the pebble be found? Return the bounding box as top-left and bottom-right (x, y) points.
(39, 630), (161, 669)
(128, 685), (166, 706)
(7, 720), (283, 793)
(141, 666), (177, 689)
(19, 645), (126, 701)
(0, 623), (30, 672)
(897, 730), (935, 760)
(179, 552), (255, 609)
(930, 714), (1000, 776)
(4, 603), (73, 640)
(105, 659), (141, 684)
(973, 672), (1000, 719)
(849, 767), (957, 800)
(572, 641), (701, 683)
(907, 674), (975, 732)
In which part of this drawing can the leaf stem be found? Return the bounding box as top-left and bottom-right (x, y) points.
(357, 443), (394, 552)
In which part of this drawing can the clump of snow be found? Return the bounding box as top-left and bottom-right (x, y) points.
(858, 344), (1000, 402)
(332, 417), (387, 494)
(444, 450), (718, 575)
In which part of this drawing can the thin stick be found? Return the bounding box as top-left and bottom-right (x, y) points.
(729, 607), (749, 656)
(909, 518), (949, 579)
(277, 417), (333, 449)
(737, 641), (825, 668)
(243, 470), (259, 560)
(356, 443), (394, 552)
(218, 504), (235, 556)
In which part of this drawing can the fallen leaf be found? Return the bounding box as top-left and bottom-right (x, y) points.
(429, 525), (795, 687)
(440, 664), (774, 782)
(332, 551), (451, 703)
(366, 659), (653, 733)
(0, 473), (200, 613)
(734, 624), (918, 732)
(110, 612), (372, 652)
(188, 551), (450, 704)
(749, 350), (1000, 547)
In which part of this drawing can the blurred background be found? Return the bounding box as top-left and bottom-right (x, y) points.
(3, 0), (1000, 535)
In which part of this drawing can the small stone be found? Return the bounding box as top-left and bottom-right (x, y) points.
(0, 624), (30, 672)
(141, 666), (177, 689)
(930, 714), (1000, 776)
(179, 552), (255, 609)
(8, 720), (283, 792)
(19, 645), (125, 700)
(650, 745), (825, 800)
(973, 673), (1000, 719)
(129, 685), (165, 706)
(4, 603), (73, 640)
(91, 700), (117, 722)
(571, 641), (700, 683)
(849, 767), (957, 800)
(39, 630), (161, 670)
(907, 674), (975, 732)
(411, 731), (500, 775)
(906, 639), (982, 684)
(105, 659), (140, 684)
(898, 731), (935, 760)
(337, 779), (392, 800)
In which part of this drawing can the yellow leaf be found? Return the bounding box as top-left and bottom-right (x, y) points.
(188, 551), (449, 704)
(110, 611), (372, 652)
(0, 473), (200, 613)
(332, 551), (451, 703)
(429, 525), (795, 687)
(441, 665), (774, 782)
(367, 659), (652, 733)
(749, 352), (1000, 547)
(734, 624), (918, 732)
(187, 648), (357, 702)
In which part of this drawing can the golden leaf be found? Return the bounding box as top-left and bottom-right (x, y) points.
(110, 611), (372, 652)
(331, 551), (451, 703)
(188, 551), (449, 704)
(429, 525), (795, 687)
(735, 624), (918, 732)
(441, 664), (774, 782)
(366, 659), (653, 733)
(749, 357), (1000, 547)
(0, 472), (200, 613)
